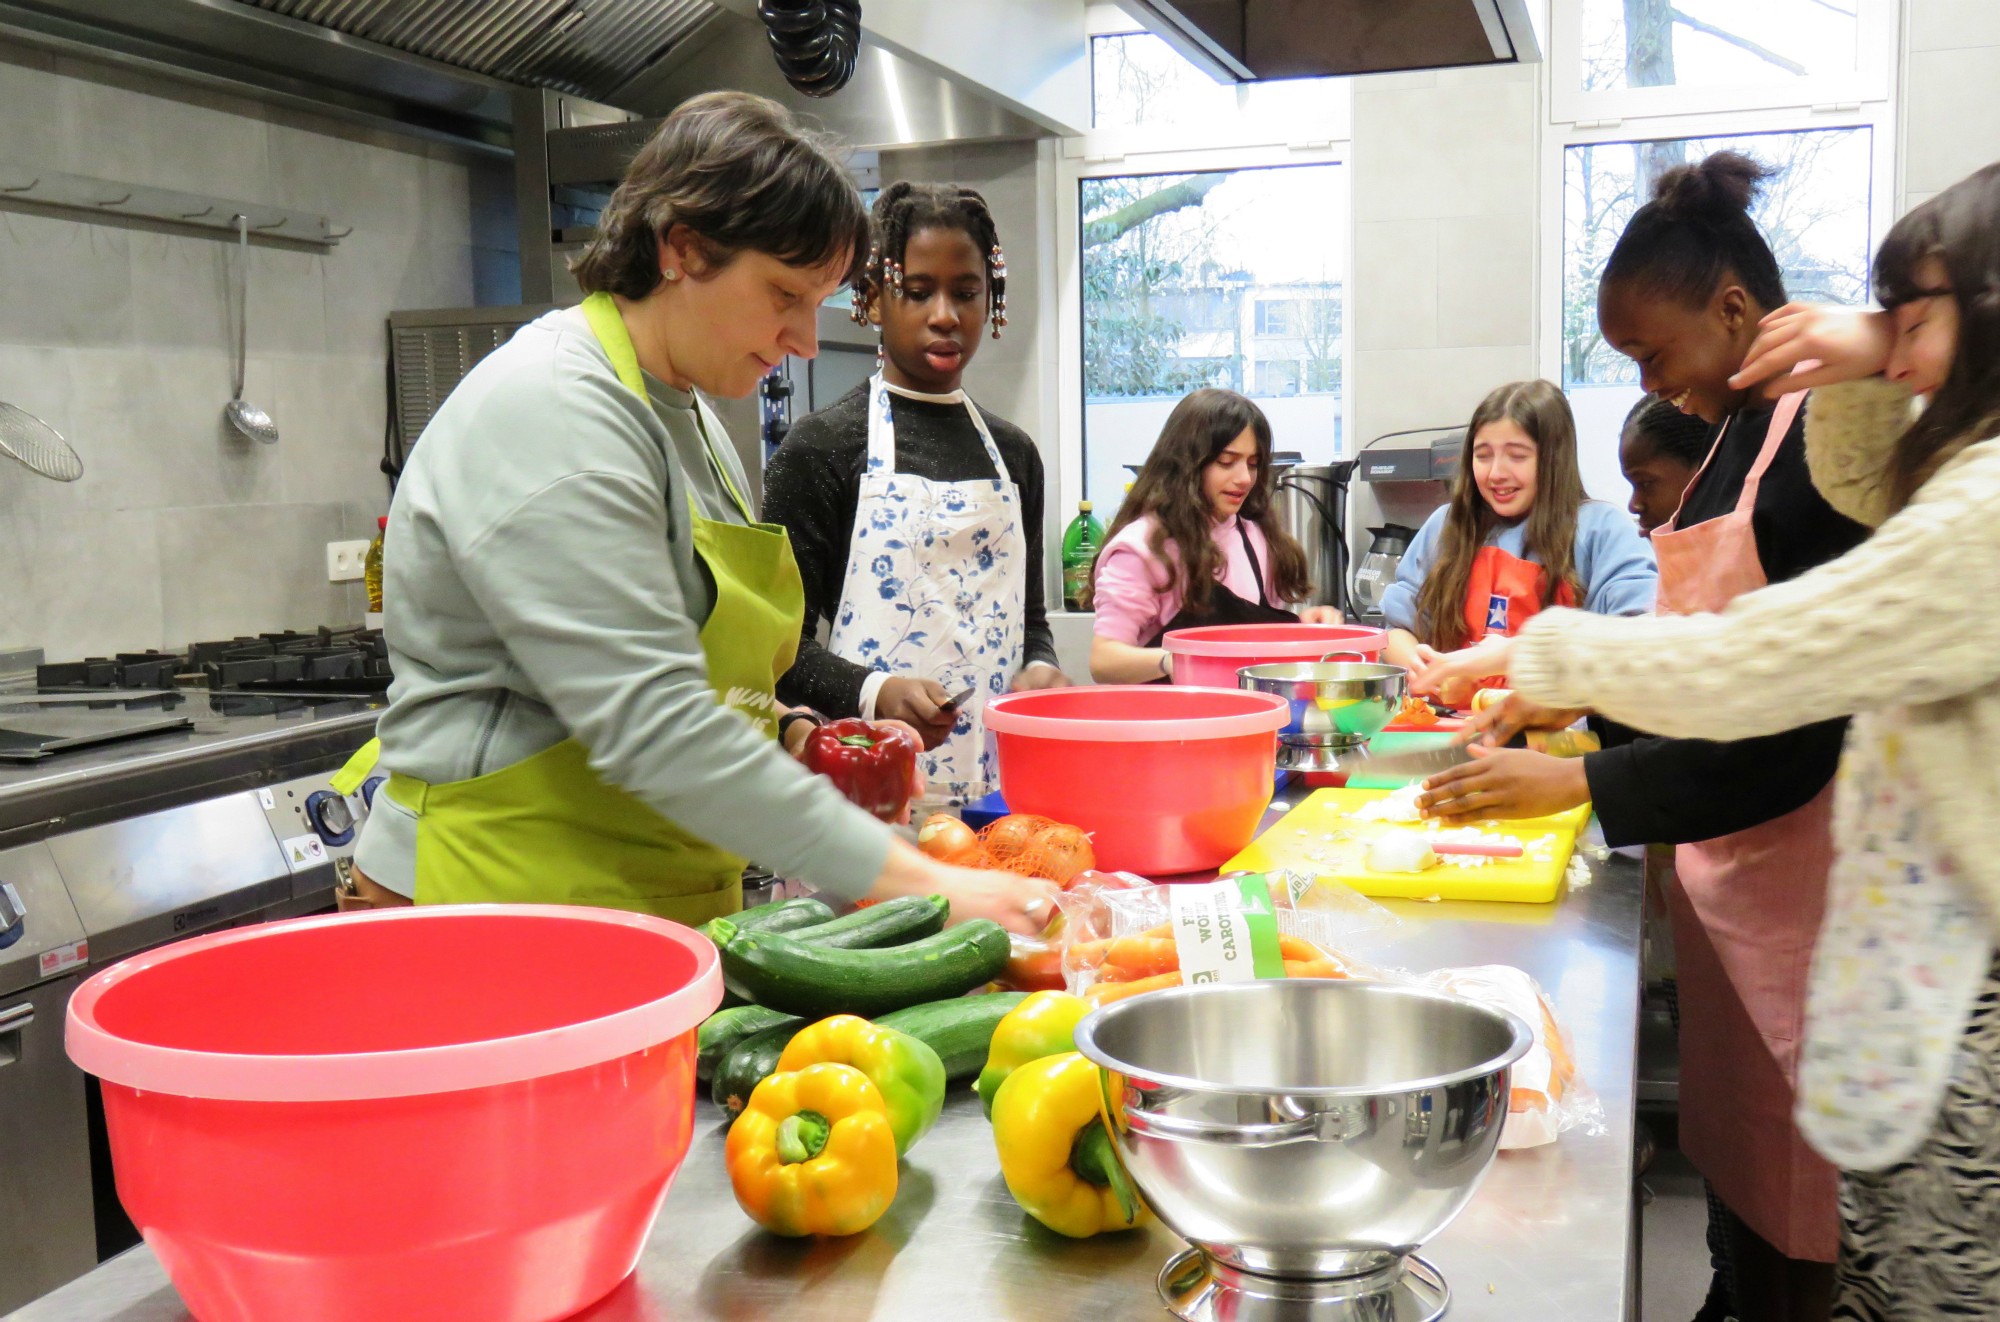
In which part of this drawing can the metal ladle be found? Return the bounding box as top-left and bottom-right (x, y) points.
(223, 214), (279, 445)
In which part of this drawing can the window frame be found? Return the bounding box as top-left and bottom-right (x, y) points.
(1056, 140), (1355, 525)
(1550, 0), (1897, 125)
(1055, 7), (1356, 525)
(1536, 22), (1898, 404)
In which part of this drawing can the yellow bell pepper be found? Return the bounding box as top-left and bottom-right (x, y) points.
(726, 1062), (899, 1237)
(776, 1015), (945, 1155)
(990, 1051), (1148, 1238)
(976, 990), (1091, 1118)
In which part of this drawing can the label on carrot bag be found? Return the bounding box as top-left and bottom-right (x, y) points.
(1168, 874), (1285, 983)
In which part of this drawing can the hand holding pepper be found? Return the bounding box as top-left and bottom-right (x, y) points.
(800, 718), (923, 823)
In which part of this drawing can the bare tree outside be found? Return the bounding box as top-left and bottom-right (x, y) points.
(1561, 1), (1873, 387)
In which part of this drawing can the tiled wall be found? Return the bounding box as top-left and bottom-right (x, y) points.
(1902, 0), (2000, 214)
(1348, 64), (1540, 450)
(0, 44), (487, 660)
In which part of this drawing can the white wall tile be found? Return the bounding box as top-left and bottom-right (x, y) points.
(1353, 219), (1439, 350)
(1353, 345), (1535, 448)
(1352, 76), (1537, 223)
(156, 503), (355, 645)
(1434, 214), (1534, 348)
(1903, 46), (2000, 193)
(1908, 0), (2000, 52)
(0, 212), (134, 347)
(54, 63), (272, 204)
(0, 42), (479, 655)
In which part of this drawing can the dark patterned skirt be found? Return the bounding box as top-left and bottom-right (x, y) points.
(1833, 954), (2000, 1319)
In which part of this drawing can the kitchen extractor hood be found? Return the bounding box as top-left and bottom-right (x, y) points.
(1119, 0), (1544, 81)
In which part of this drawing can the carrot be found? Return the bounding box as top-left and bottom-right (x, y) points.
(1283, 958), (1352, 980)
(1085, 972), (1182, 1005)
(1277, 934), (1327, 963)
(1103, 935), (1179, 979)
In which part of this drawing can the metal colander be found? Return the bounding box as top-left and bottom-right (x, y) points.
(0, 401), (83, 482)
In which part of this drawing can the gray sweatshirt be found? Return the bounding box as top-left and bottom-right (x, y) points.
(354, 306), (893, 899)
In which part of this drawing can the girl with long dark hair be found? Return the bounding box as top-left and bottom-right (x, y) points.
(1084, 389), (1337, 683)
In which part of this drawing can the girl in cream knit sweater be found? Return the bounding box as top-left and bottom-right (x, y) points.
(1420, 164), (2000, 1320)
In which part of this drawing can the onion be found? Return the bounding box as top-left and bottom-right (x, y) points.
(979, 814), (1096, 885)
(917, 814), (988, 867)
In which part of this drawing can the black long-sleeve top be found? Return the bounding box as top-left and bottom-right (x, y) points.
(1583, 397), (1872, 848)
(762, 382), (1059, 717)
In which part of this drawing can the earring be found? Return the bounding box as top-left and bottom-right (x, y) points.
(876, 337), (885, 368)
(989, 245), (1008, 339)
(660, 268), (680, 282)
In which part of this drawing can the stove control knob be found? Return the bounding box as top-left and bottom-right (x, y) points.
(0, 882), (25, 950)
(361, 776), (385, 810)
(305, 791), (356, 847)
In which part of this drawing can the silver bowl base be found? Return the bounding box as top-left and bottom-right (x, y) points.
(1159, 1250), (1448, 1322)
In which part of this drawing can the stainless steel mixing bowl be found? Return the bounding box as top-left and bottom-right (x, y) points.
(1236, 661), (1407, 752)
(1074, 979), (1532, 1281)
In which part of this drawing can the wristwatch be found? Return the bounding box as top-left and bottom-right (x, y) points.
(1157, 650), (1172, 679)
(778, 709), (825, 748)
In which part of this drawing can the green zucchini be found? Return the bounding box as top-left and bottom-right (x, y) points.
(710, 1018), (811, 1117)
(698, 896), (833, 946)
(875, 992), (1030, 1082)
(711, 919), (1012, 1018)
(695, 1005), (802, 1083)
(792, 895), (948, 950)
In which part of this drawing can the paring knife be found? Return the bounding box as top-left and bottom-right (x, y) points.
(941, 686), (977, 711)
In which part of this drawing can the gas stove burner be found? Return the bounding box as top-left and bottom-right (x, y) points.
(1159, 1251), (1447, 1322)
(36, 626), (394, 694)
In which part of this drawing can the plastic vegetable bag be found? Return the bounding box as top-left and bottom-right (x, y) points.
(1055, 871), (1402, 1003)
(1414, 963), (1606, 1150)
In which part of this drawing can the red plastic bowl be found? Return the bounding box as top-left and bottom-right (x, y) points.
(984, 686), (1289, 875)
(66, 905), (722, 1322)
(1164, 623), (1388, 689)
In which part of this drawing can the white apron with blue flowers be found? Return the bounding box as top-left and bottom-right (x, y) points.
(827, 373), (1026, 804)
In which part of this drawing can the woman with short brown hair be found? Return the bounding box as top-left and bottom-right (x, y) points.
(345, 91), (1052, 933)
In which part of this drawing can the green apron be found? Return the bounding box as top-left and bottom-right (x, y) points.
(385, 291), (804, 925)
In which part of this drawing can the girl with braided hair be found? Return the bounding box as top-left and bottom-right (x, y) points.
(764, 181), (1070, 806)
(1620, 394), (1718, 536)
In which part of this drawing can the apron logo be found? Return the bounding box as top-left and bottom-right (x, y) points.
(721, 687), (783, 722)
(1485, 594), (1510, 633)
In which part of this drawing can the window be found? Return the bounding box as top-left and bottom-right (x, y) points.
(1058, 12), (1351, 528)
(1253, 300), (1299, 338)
(1562, 127), (1876, 389)
(1555, 0), (1893, 121)
(1091, 32), (1344, 132)
(1542, 0), (1894, 502)
(1075, 163), (1348, 517)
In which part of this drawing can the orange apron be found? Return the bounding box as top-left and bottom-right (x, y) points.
(1651, 391), (1839, 1262)
(1462, 544), (1576, 642)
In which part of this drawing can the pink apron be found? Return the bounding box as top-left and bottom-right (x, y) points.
(1651, 392), (1840, 1263)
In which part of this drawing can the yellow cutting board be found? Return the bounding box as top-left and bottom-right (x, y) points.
(1226, 787), (1592, 904)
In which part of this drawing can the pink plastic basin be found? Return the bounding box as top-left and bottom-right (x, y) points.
(984, 686), (1289, 874)
(1164, 623), (1388, 689)
(65, 905), (722, 1322)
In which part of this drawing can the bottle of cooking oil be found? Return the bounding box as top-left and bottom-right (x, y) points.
(364, 516), (387, 615)
(1060, 501), (1106, 611)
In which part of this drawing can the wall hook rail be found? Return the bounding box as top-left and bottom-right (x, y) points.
(0, 162), (343, 248)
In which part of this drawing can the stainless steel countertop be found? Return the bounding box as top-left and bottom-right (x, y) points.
(0, 691), (385, 844)
(14, 843), (1643, 1322)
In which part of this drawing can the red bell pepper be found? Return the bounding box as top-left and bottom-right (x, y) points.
(800, 719), (920, 823)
